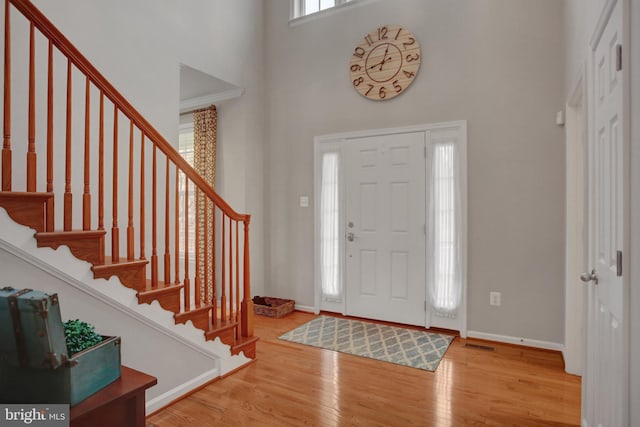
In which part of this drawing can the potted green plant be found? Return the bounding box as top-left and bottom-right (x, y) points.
(63, 319), (103, 355)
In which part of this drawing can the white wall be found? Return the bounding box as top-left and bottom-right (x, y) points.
(264, 0), (566, 344)
(563, 78), (587, 375)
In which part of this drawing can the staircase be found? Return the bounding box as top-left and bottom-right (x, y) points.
(0, 0), (257, 361)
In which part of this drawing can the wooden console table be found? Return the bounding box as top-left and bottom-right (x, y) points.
(71, 366), (157, 427)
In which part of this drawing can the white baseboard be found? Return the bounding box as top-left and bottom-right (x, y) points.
(467, 330), (565, 352)
(294, 304), (317, 313)
(146, 368), (219, 414)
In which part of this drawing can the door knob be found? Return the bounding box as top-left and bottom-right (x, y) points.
(346, 232), (356, 242)
(580, 269), (598, 285)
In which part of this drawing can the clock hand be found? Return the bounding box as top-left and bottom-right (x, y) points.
(368, 45), (391, 71)
(377, 46), (390, 71)
(380, 56), (393, 70)
(370, 56), (394, 72)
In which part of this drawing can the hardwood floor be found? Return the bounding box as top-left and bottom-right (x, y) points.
(147, 311), (581, 426)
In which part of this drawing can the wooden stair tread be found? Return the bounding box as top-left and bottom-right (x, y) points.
(0, 191), (54, 200)
(137, 284), (183, 298)
(36, 229), (106, 265)
(137, 284), (184, 315)
(208, 319), (238, 331)
(92, 258), (148, 291)
(204, 319), (238, 347)
(0, 192), (54, 233)
(231, 335), (259, 358)
(233, 335), (259, 349)
(92, 257), (149, 272)
(36, 229), (107, 239)
(174, 305), (213, 332)
(174, 305), (213, 322)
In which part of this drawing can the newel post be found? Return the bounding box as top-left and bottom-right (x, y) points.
(241, 217), (254, 337)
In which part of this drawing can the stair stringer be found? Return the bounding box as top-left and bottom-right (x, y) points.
(0, 208), (250, 413)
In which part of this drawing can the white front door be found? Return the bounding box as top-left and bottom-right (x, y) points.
(583, 0), (628, 425)
(344, 132), (426, 326)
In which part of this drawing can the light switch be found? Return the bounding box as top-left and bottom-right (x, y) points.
(299, 196), (309, 208)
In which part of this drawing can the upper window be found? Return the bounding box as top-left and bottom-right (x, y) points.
(292, 0), (357, 19)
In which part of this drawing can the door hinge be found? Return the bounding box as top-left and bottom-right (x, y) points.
(616, 44), (623, 71)
(617, 250), (623, 276)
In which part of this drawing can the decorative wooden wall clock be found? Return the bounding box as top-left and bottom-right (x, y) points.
(349, 24), (421, 101)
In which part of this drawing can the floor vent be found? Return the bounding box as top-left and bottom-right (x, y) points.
(464, 343), (495, 351)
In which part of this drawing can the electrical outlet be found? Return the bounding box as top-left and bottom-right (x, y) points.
(490, 291), (501, 306)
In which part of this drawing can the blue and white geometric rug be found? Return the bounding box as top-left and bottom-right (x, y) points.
(279, 315), (454, 371)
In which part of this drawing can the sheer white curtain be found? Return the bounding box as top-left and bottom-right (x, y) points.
(320, 152), (341, 300)
(429, 142), (462, 317)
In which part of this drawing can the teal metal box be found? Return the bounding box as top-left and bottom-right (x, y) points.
(0, 336), (121, 406)
(0, 287), (68, 369)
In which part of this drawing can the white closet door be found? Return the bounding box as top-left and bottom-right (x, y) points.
(583, 1), (628, 425)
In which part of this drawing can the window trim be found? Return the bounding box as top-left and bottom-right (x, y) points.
(289, 0), (381, 26)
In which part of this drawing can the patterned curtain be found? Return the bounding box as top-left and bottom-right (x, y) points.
(193, 106), (217, 305)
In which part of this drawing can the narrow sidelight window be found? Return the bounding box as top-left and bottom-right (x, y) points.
(320, 152), (341, 300)
(430, 142), (462, 316)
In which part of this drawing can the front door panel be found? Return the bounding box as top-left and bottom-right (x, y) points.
(344, 132), (426, 326)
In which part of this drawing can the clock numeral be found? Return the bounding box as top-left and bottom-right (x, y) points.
(353, 76), (364, 87)
(402, 37), (416, 50)
(394, 27), (402, 40)
(393, 80), (402, 93)
(353, 46), (365, 59)
(379, 86), (386, 99)
(406, 53), (420, 62)
(365, 84), (374, 96)
(378, 26), (388, 41)
(350, 64), (362, 72)
(403, 70), (416, 79)
(365, 34), (374, 46)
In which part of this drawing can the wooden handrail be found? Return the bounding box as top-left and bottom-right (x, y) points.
(8, 0), (248, 223)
